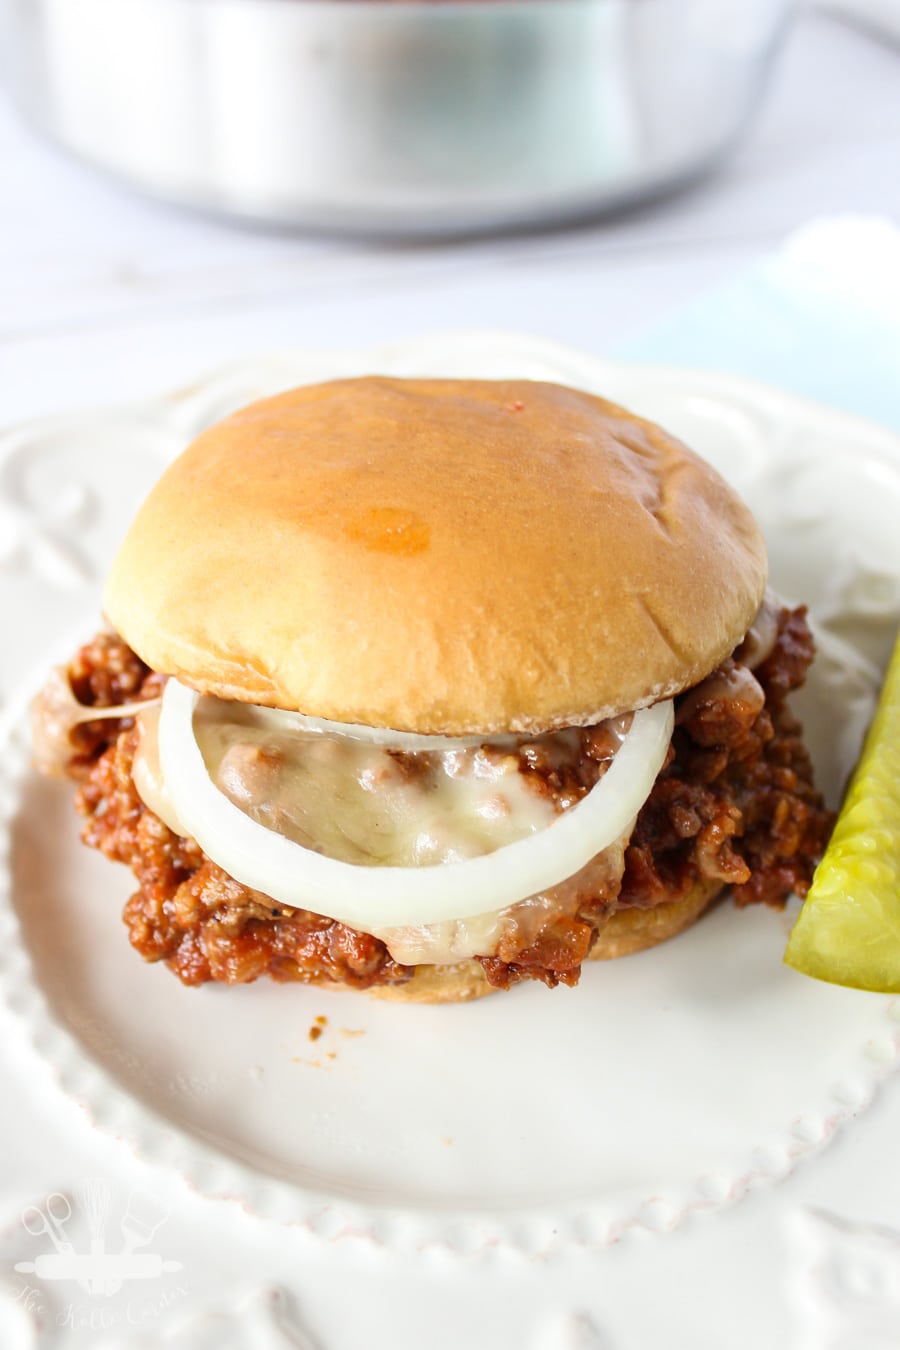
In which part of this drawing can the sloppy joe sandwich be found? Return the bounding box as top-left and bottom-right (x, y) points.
(31, 377), (833, 1001)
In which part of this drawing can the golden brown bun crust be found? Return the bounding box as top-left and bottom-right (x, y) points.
(372, 879), (724, 1003)
(586, 875), (723, 961)
(104, 377), (767, 734)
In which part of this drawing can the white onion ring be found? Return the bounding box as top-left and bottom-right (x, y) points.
(158, 680), (674, 930)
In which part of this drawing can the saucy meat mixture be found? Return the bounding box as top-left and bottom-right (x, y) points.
(53, 607), (832, 992)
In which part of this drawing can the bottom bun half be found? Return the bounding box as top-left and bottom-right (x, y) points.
(370, 877), (724, 1004)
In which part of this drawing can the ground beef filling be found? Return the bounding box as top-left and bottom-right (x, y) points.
(58, 613), (831, 991)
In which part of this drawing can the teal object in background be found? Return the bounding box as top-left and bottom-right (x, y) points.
(621, 218), (900, 434)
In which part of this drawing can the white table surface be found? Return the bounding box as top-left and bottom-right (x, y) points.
(2, 10), (900, 1350)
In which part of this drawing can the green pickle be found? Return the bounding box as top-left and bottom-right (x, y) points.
(785, 629), (900, 991)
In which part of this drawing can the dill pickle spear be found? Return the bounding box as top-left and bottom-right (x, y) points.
(785, 629), (900, 991)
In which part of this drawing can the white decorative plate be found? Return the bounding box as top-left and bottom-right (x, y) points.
(2, 333), (899, 1256)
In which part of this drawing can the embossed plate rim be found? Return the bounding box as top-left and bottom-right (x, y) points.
(1, 332), (899, 1256)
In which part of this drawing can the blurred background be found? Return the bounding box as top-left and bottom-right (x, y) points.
(1, 0), (899, 426)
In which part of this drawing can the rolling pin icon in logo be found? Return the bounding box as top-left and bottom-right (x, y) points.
(16, 1180), (182, 1297)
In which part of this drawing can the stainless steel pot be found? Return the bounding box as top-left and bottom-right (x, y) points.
(2, 0), (794, 235)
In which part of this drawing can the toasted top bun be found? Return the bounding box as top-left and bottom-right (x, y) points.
(104, 377), (767, 734)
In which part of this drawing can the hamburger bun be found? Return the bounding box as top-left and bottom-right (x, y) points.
(85, 376), (780, 997)
(104, 376), (767, 735)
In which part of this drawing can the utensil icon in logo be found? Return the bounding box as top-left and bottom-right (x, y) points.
(80, 1178), (112, 1296)
(120, 1189), (172, 1256)
(20, 1194), (73, 1252)
(20, 1193), (90, 1295)
(15, 1181), (182, 1296)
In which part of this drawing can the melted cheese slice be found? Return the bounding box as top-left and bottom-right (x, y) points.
(192, 699), (577, 868)
(138, 697), (630, 964)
